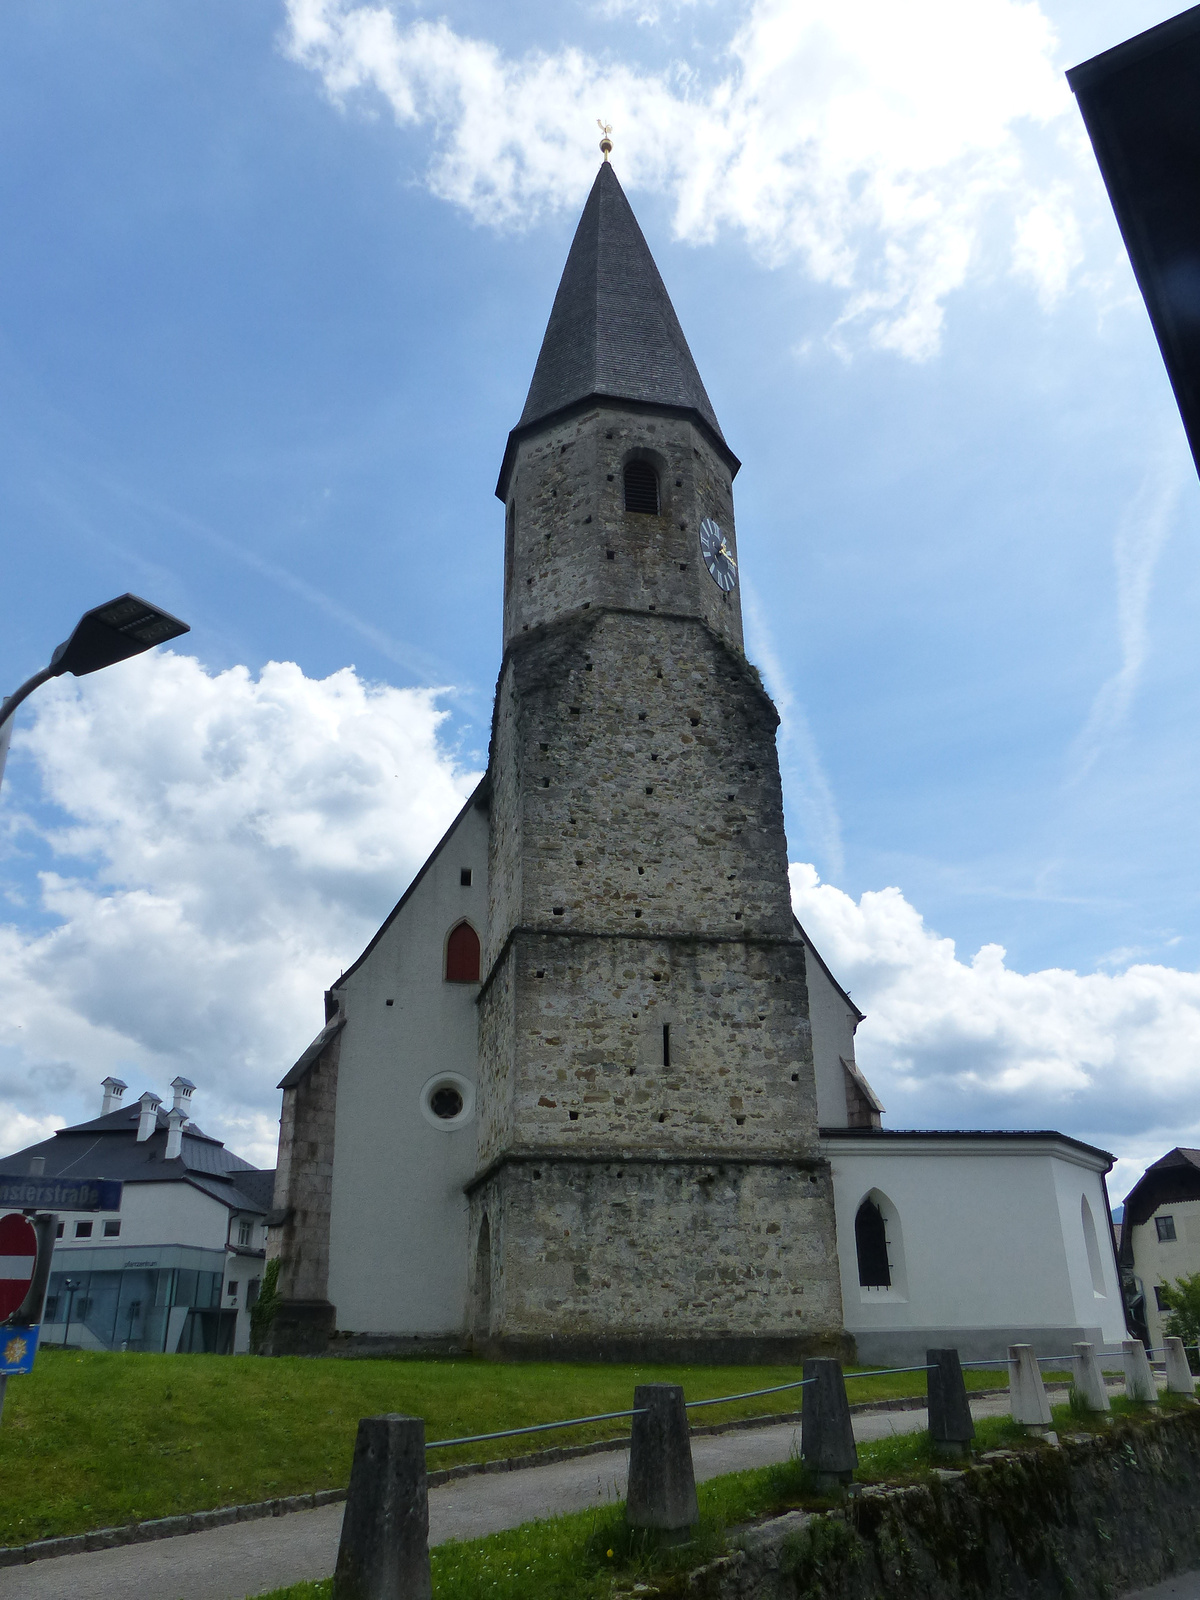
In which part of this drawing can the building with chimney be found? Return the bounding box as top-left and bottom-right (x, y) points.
(265, 159), (1130, 1365)
(0, 1076), (273, 1353)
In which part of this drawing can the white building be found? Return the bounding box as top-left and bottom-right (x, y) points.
(0, 1077), (272, 1354)
(1118, 1147), (1200, 1351)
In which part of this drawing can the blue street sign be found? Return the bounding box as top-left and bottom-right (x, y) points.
(0, 1178), (122, 1213)
(0, 1325), (39, 1375)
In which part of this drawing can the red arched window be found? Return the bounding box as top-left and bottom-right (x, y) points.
(445, 922), (481, 983)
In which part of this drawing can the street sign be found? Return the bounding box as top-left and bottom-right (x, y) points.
(0, 1177), (122, 1212)
(0, 1325), (38, 1376)
(0, 1214), (37, 1321)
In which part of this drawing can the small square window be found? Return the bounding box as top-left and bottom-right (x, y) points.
(227, 1281), (239, 1298)
(74, 1221), (93, 1239)
(103, 1220), (121, 1238)
(1156, 1215), (1178, 1242)
(460, 868), (472, 887)
(1154, 1285), (1169, 1310)
(55, 1222), (64, 1239)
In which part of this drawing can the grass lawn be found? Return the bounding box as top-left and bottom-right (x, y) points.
(0, 1348), (1014, 1547)
(253, 1393), (1190, 1600)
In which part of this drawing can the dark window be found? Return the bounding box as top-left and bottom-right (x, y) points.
(103, 1220), (121, 1238)
(1154, 1285), (1169, 1310)
(246, 1278), (261, 1307)
(445, 922), (481, 982)
(55, 1223), (64, 1239)
(228, 1281), (239, 1298)
(74, 1221), (93, 1239)
(623, 460), (660, 514)
(662, 1024), (670, 1068)
(44, 1295), (58, 1320)
(855, 1198), (891, 1288)
(430, 1085), (465, 1120)
(1156, 1215), (1177, 1242)
(460, 868), (472, 886)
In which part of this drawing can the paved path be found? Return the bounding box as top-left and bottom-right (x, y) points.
(0, 1398), (990, 1600)
(1123, 1578), (1200, 1599)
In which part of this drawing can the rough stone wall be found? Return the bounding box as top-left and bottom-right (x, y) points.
(468, 1154), (844, 1357)
(688, 1411), (1200, 1600)
(269, 1034), (340, 1309)
(504, 407), (742, 655)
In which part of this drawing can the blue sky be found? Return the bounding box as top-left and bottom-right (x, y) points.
(2, 0), (1199, 1195)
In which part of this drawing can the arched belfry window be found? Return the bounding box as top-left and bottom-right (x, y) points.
(855, 1197), (891, 1288)
(445, 921), (481, 983)
(623, 460), (660, 515)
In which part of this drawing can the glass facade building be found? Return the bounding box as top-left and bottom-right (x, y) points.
(42, 1244), (252, 1354)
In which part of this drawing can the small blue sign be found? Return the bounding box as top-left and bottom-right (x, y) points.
(0, 1178), (122, 1213)
(0, 1325), (39, 1375)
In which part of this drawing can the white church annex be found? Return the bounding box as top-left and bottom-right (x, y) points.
(265, 159), (1129, 1365)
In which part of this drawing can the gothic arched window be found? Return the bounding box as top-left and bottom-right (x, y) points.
(855, 1197), (891, 1288)
(623, 460), (660, 515)
(445, 921), (481, 983)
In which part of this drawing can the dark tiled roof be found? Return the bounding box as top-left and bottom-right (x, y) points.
(819, 1127), (1115, 1165)
(1121, 1146), (1200, 1246)
(498, 163), (731, 496)
(0, 1105), (272, 1213)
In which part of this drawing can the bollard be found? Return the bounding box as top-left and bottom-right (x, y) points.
(1008, 1345), (1054, 1435)
(626, 1384), (699, 1543)
(333, 1414), (431, 1600)
(926, 1349), (974, 1458)
(801, 1358), (857, 1490)
(1123, 1339), (1158, 1404)
(1072, 1342), (1111, 1414)
(1163, 1337), (1196, 1397)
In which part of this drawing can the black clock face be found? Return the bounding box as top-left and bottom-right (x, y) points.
(699, 518), (737, 592)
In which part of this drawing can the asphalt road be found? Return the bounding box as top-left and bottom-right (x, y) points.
(0, 1385), (1176, 1600)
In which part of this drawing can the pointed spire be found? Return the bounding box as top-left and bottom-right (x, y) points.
(498, 164), (734, 497)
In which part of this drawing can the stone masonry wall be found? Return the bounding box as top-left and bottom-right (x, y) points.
(503, 406), (742, 655)
(269, 1034), (340, 1309)
(468, 1153), (845, 1355)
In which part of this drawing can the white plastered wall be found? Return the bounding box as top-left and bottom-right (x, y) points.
(53, 1180), (230, 1253)
(823, 1136), (1128, 1364)
(801, 931), (859, 1129)
(327, 798), (489, 1335)
(1130, 1196), (1200, 1350)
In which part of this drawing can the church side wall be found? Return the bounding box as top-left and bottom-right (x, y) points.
(324, 799), (489, 1337)
(826, 1139), (1123, 1363)
(1049, 1155), (1128, 1343)
(803, 937), (858, 1129)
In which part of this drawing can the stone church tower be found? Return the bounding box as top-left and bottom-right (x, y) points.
(265, 158), (850, 1362)
(468, 160), (846, 1359)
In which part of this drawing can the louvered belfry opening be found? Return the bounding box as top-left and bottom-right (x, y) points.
(623, 459), (660, 515)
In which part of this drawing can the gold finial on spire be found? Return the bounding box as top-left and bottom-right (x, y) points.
(597, 120), (613, 160)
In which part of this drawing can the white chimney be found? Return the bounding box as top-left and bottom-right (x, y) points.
(29, 1155), (44, 1176)
(136, 1091), (162, 1142)
(165, 1108), (185, 1161)
(170, 1076), (195, 1115)
(101, 1076), (128, 1116)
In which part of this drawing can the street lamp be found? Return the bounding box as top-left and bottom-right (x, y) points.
(0, 594), (190, 792)
(61, 1278), (82, 1348)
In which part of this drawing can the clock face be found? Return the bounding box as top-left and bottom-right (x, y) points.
(699, 518), (737, 592)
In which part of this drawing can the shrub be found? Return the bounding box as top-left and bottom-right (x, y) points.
(1160, 1270), (1200, 1349)
(250, 1257), (281, 1354)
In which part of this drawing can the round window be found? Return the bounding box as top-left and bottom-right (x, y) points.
(419, 1072), (474, 1130)
(430, 1085), (464, 1120)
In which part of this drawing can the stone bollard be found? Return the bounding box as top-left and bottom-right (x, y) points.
(626, 1384), (699, 1543)
(926, 1349), (975, 1458)
(333, 1414), (431, 1600)
(1072, 1342), (1111, 1414)
(1123, 1339), (1159, 1404)
(801, 1358), (857, 1490)
(1008, 1345), (1054, 1436)
(1163, 1337), (1197, 1397)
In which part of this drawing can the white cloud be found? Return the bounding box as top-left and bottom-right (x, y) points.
(791, 862), (1200, 1199)
(0, 653), (479, 1166)
(283, 0), (1084, 358)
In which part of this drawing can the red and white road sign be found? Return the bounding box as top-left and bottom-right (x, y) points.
(0, 1213), (37, 1321)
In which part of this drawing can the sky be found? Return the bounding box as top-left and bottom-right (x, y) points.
(1, 0), (1198, 1200)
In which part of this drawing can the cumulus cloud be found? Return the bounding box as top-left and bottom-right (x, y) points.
(791, 863), (1200, 1199)
(0, 653), (480, 1166)
(283, 0), (1084, 358)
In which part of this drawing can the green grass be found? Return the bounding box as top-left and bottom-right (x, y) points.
(0, 1348), (1011, 1548)
(252, 1390), (1192, 1600)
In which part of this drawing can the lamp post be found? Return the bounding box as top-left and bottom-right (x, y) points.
(61, 1278), (82, 1348)
(0, 594), (189, 792)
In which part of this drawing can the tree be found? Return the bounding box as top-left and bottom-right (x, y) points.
(1159, 1270), (1200, 1349)
(249, 1257), (280, 1354)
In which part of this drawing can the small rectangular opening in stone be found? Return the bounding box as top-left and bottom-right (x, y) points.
(662, 1024), (670, 1068)
(460, 868), (472, 886)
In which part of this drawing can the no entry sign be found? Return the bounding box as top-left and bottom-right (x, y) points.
(0, 1213), (37, 1321)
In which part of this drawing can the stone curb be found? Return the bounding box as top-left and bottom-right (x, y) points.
(0, 1381), (1049, 1568)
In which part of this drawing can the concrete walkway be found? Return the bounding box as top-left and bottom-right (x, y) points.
(0, 1395), (1017, 1600)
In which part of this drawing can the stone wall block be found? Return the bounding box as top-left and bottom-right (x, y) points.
(1163, 1336), (1197, 1395)
(1124, 1338), (1159, 1403)
(801, 1357), (857, 1485)
(926, 1348), (974, 1453)
(1072, 1342), (1112, 1412)
(333, 1414), (431, 1600)
(626, 1384), (699, 1536)
(1008, 1344), (1053, 1427)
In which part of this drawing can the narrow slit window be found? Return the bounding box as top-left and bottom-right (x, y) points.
(662, 1023), (671, 1067)
(623, 460), (660, 514)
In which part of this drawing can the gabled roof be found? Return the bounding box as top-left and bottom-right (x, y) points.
(794, 916), (866, 1023)
(1121, 1147), (1200, 1247)
(497, 162), (736, 498)
(0, 1103), (272, 1213)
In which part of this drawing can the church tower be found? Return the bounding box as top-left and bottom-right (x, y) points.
(469, 160), (847, 1360)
